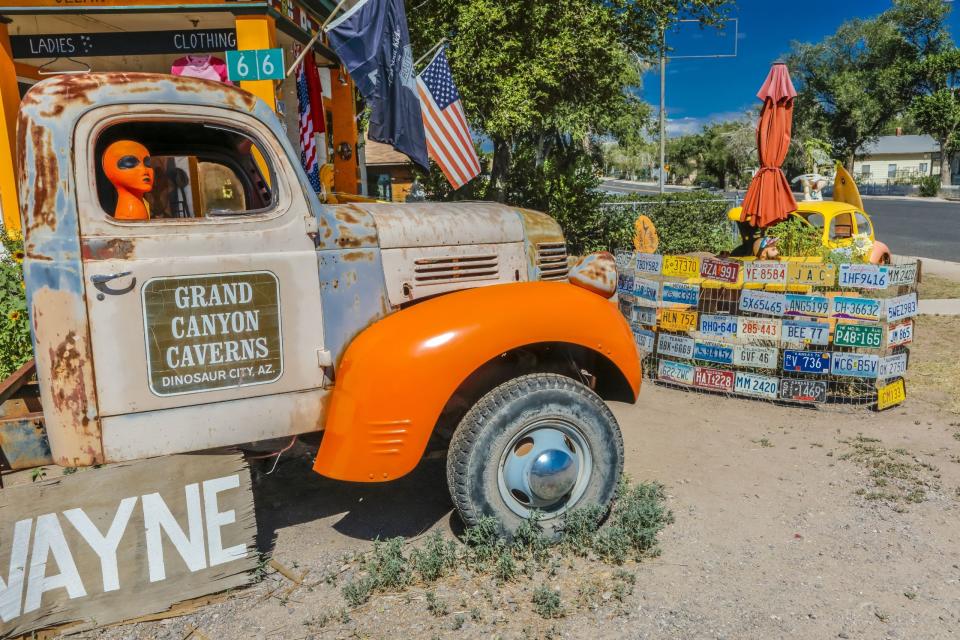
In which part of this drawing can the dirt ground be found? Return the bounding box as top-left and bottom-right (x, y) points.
(85, 316), (960, 640)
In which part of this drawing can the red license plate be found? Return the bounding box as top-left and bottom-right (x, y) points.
(693, 366), (735, 391)
(700, 258), (740, 283)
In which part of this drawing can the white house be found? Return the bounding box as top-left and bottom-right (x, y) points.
(853, 134), (940, 184)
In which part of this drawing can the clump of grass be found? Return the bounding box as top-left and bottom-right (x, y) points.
(411, 531), (458, 582)
(532, 584), (564, 619)
(753, 438), (774, 448)
(341, 537), (411, 605)
(425, 590), (449, 616)
(838, 434), (941, 508)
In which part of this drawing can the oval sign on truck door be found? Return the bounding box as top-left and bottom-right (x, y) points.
(141, 271), (283, 396)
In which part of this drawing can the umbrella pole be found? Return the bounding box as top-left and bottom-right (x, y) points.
(658, 28), (666, 195)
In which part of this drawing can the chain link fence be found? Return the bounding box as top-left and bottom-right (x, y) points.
(615, 251), (918, 410)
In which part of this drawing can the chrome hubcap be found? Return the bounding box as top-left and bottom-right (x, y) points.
(498, 420), (592, 518)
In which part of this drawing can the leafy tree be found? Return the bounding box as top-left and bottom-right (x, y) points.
(406, 0), (728, 202)
(787, 0), (952, 170)
(663, 118), (756, 188)
(910, 49), (960, 185)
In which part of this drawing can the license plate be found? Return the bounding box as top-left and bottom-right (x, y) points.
(831, 295), (882, 321)
(878, 353), (908, 379)
(734, 345), (778, 369)
(783, 350), (831, 373)
(834, 323), (883, 348)
(785, 294), (830, 318)
(887, 263), (917, 286)
(886, 293), (918, 323)
(780, 378), (828, 403)
(782, 320), (830, 345)
(633, 276), (659, 304)
(660, 309), (698, 332)
(830, 353), (879, 378)
(616, 273), (634, 295)
(618, 295), (633, 318)
(662, 255), (700, 278)
(743, 261), (787, 284)
(635, 252), (663, 274)
(614, 250), (634, 271)
(693, 341), (735, 365)
(737, 317), (782, 341)
(657, 333), (695, 359)
(632, 304), (657, 326)
(839, 264), (889, 289)
(739, 290), (786, 316)
(788, 262), (835, 286)
(734, 371), (779, 399)
(662, 282), (700, 306)
(876, 378), (906, 410)
(631, 326), (655, 353)
(658, 358), (694, 385)
(700, 257), (740, 283)
(887, 320), (913, 347)
(693, 366), (735, 391)
(699, 313), (737, 339)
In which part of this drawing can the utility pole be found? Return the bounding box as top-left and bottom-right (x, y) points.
(658, 26), (666, 195)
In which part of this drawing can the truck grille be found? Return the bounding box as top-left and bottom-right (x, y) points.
(537, 242), (568, 280)
(413, 254), (499, 284)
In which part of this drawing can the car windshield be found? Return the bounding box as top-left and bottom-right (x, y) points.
(793, 211), (825, 229)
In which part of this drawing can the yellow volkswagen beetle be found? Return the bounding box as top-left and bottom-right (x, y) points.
(727, 201), (892, 264)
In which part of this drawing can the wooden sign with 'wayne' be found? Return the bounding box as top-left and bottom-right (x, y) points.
(0, 453), (256, 637)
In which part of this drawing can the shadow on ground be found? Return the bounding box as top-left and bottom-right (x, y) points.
(248, 440), (456, 552)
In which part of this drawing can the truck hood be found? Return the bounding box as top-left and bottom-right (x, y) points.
(342, 202), (526, 249)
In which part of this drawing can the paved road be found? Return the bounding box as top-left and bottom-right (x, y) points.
(600, 180), (959, 261)
(862, 197), (959, 262)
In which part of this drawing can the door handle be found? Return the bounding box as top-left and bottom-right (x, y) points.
(90, 271), (136, 296)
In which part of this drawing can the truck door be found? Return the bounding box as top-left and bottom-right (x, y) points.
(73, 105), (328, 461)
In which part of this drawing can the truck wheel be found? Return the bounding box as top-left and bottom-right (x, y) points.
(447, 373), (623, 539)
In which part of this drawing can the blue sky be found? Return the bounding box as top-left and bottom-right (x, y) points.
(643, 0), (960, 136)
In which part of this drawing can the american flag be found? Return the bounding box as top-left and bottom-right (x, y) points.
(296, 51), (325, 193)
(416, 47), (481, 189)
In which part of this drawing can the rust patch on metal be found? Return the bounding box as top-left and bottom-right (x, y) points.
(334, 206), (363, 225)
(342, 249), (374, 263)
(80, 237), (136, 261)
(569, 252), (617, 298)
(48, 331), (91, 431)
(26, 122), (59, 234)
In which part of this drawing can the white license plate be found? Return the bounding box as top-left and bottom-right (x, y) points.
(633, 276), (659, 304)
(878, 353), (908, 379)
(634, 252), (662, 274)
(734, 345), (778, 370)
(699, 313), (737, 339)
(658, 333), (695, 359)
(743, 261), (787, 284)
(830, 353), (879, 378)
(739, 290), (786, 316)
(887, 263), (917, 286)
(631, 326), (655, 353)
(785, 294), (830, 318)
(658, 358), (694, 385)
(737, 317), (782, 341)
(782, 320), (830, 345)
(886, 293), (918, 323)
(887, 320), (913, 347)
(734, 371), (780, 399)
(831, 296), (882, 321)
(839, 264), (889, 289)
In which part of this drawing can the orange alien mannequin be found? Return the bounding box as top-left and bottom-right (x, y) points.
(103, 140), (154, 220)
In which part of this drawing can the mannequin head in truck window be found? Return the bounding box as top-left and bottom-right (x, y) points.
(103, 140), (154, 220)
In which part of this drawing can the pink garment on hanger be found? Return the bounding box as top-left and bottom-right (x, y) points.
(171, 54), (231, 84)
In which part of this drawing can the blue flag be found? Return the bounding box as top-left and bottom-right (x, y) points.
(326, 0), (430, 170)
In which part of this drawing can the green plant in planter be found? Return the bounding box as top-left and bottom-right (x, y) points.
(763, 216), (822, 257)
(0, 229), (32, 379)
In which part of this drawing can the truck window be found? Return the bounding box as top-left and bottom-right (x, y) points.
(94, 120), (273, 221)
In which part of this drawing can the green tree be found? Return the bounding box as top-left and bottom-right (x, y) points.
(788, 0), (952, 170)
(407, 0), (728, 200)
(910, 49), (960, 185)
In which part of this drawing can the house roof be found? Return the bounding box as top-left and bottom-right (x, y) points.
(860, 134), (939, 156)
(363, 134), (413, 166)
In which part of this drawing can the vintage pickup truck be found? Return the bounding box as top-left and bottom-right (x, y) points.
(8, 72), (639, 537)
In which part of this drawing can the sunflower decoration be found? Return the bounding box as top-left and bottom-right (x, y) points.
(8, 310), (21, 322)
(12, 249), (24, 264)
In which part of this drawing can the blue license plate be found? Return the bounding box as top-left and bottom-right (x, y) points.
(783, 350), (831, 373)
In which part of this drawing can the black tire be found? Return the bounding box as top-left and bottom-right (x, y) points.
(446, 373), (624, 539)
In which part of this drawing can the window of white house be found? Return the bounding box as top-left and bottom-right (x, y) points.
(919, 162), (928, 174)
(887, 164), (896, 178)
(861, 164), (871, 176)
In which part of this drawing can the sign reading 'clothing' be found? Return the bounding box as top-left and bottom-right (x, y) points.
(11, 29), (238, 59)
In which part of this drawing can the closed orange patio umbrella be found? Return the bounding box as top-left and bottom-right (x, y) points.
(740, 62), (798, 228)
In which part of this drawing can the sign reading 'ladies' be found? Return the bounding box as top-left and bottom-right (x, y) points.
(11, 29), (238, 59)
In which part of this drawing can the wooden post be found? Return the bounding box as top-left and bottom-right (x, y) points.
(0, 21), (22, 235)
(330, 67), (359, 194)
(234, 15), (278, 112)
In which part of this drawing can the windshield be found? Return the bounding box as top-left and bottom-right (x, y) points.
(793, 211), (825, 229)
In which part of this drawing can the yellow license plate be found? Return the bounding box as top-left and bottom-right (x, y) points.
(877, 378), (906, 410)
(788, 262), (835, 286)
(660, 308), (698, 332)
(662, 255), (700, 278)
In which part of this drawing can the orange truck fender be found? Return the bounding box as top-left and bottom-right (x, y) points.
(313, 281), (641, 482)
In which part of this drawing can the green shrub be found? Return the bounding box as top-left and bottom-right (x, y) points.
(606, 192), (737, 255)
(918, 175), (940, 197)
(763, 216), (823, 257)
(0, 229), (31, 379)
